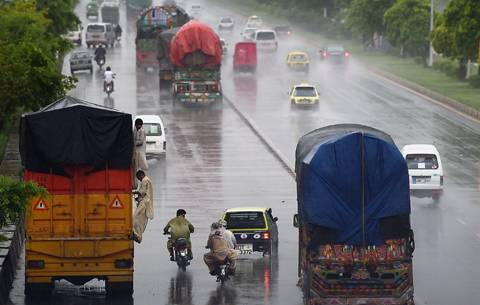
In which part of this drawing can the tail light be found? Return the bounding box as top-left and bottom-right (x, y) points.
(323, 51), (328, 57)
(262, 232), (270, 240)
(344, 52), (350, 57)
(287, 31), (292, 36)
(210, 84), (219, 92)
(163, 141), (166, 150)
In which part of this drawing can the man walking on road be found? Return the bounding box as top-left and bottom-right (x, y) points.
(133, 118), (148, 188)
(132, 170), (154, 243)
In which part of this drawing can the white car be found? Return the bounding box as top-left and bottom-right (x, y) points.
(253, 30), (278, 51)
(135, 115), (167, 157)
(241, 27), (257, 41)
(401, 144), (443, 200)
(85, 22), (116, 48)
(191, 4), (202, 15)
(218, 17), (234, 30)
(246, 15), (263, 28)
(66, 24), (83, 45)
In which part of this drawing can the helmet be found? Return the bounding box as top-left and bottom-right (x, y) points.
(106, 66), (111, 71)
(218, 219), (227, 227)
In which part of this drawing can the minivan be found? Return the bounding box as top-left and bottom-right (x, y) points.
(86, 22), (116, 48)
(253, 30), (277, 51)
(402, 144), (444, 201)
(135, 115), (167, 157)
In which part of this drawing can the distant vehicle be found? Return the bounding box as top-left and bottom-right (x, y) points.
(402, 144), (443, 201)
(190, 4), (202, 15)
(246, 15), (263, 28)
(163, 0), (177, 5)
(66, 24), (83, 45)
(289, 83), (319, 106)
(127, 0), (152, 10)
(222, 207), (278, 256)
(274, 25), (292, 38)
(252, 29), (277, 51)
(240, 27), (257, 41)
(233, 42), (257, 73)
(70, 51), (93, 74)
(320, 46), (351, 65)
(100, 0), (120, 25)
(286, 51), (309, 72)
(135, 115), (167, 157)
(86, 1), (99, 19)
(218, 17), (234, 30)
(85, 23), (116, 48)
(220, 38), (227, 55)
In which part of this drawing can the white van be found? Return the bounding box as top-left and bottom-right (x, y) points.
(401, 144), (443, 200)
(135, 115), (167, 157)
(253, 30), (278, 51)
(85, 23), (116, 48)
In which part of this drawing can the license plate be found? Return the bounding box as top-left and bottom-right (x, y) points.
(237, 243), (253, 255)
(413, 177), (430, 184)
(147, 144), (155, 149)
(261, 43), (270, 46)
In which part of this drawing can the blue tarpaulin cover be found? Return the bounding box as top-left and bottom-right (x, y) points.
(295, 124), (411, 246)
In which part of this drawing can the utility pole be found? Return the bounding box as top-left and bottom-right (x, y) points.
(428, 0), (434, 67)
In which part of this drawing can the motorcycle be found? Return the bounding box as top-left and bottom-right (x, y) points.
(105, 80), (114, 96)
(173, 238), (190, 271)
(95, 55), (105, 69)
(214, 259), (230, 285)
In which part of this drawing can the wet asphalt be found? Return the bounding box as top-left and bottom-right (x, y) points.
(6, 0), (480, 305)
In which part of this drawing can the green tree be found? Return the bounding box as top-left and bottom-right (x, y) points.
(0, 1), (75, 130)
(346, 0), (395, 44)
(384, 0), (430, 61)
(432, 0), (480, 77)
(0, 176), (47, 229)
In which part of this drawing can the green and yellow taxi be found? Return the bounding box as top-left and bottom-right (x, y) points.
(286, 51), (309, 72)
(222, 207), (278, 256)
(289, 83), (319, 106)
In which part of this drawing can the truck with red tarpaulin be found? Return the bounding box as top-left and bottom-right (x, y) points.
(135, 5), (189, 70)
(169, 20), (223, 105)
(294, 124), (415, 305)
(233, 42), (257, 73)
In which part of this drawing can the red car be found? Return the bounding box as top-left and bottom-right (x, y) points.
(233, 42), (257, 73)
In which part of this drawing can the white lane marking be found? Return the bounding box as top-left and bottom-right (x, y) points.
(456, 218), (467, 226)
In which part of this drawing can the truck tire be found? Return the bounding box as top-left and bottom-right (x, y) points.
(25, 282), (54, 298)
(106, 281), (133, 297)
(302, 268), (312, 303)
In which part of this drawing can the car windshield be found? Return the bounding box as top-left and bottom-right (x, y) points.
(290, 54), (306, 61)
(144, 123), (162, 136)
(72, 52), (90, 59)
(256, 32), (275, 40)
(225, 212), (266, 229)
(294, 87), (316, 97)
(327, 46), (345, 52)
(406, 154), (439, 170)
(221, 18), (232, 23)
(87, 25), (105, 33)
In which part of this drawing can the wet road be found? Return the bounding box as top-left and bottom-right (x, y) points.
(7, 0), (480, 304)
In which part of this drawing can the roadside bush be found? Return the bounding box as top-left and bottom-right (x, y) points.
(468, 75), (480, 88)
(0, 176), (48, 228)
(433, 59), (458, 78)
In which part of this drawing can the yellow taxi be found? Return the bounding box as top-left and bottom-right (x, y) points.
(289, 83), (319, 106)
(286, 51), (309, 72)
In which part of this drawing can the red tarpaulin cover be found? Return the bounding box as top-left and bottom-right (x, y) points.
(169, 20), (222, 67)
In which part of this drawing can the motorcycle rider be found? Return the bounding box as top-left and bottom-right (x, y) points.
(217, 219), (236, 250)
(163, 209), (194, 261)
(103, 66), (115, 92)
(94, 44), (106, 65)
(204, 221), (237, 276)
(114, 24), (123, 40)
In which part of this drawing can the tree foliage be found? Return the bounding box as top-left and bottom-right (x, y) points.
(384, 0), (430, 58)
(432, 0), (480, 64)
(0, 175), (48, 228)
(0, 1), (76, 130)
(346, 0), (395, 42)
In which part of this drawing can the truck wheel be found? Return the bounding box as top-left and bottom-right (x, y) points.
(106, 281), (133, 297)
(25, 282), (54, 298)
(302, 269), (312, 302)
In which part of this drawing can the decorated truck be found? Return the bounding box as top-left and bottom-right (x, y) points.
(21, 97), (134, 296)
(169, 20), (223, 105)
(157, 28), (179, 90)
(135, 5), (189, 70)
(294, 124), (415, 305)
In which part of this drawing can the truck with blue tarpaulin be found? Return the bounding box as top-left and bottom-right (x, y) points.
(294, 124), (415, 305)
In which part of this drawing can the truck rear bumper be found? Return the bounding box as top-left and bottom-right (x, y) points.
(308, 287), (414, 305)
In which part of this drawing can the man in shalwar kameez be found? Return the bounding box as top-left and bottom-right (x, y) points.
(132, 170), (154, 243)
(133, 118), (148, 188)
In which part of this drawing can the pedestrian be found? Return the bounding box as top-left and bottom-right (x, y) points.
(133, 118), (148, 187)
(164, 209), (195, 261)
(132, 170), (154, 243)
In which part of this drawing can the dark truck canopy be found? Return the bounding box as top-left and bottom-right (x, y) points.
(295, 124), (411, 246)
(20, 96), (133, 176)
